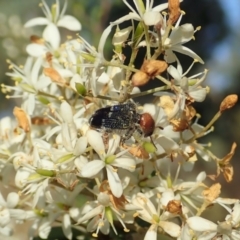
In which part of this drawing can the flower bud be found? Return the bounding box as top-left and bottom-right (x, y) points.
(131, 71), (150, 87)
(112, 26), (133, 46)
(141, 59), (168, 78)
(36, 168), (56, 177)
(75, 82), (87, 96)
(143, 142), (156, 153)
(132, 60), (168, 87)
(219, 94), (238, 112)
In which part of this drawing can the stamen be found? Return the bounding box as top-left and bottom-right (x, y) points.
(6, 94), (23, 99)
(182, 60), (196, 77)
(41, 0), (51, 20)
(59, 0), (68, 19)
(173, 163), (181, 185)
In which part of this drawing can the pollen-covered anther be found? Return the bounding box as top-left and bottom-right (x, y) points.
(168, 0), (181, 24)
(92, 233), (98, 238)
(166, 200), (182, 214)
(30, 35), (45, 44)
(159, 95), (175, 117)
(13, 107), (31, 133)
(170, 118), (189, 131)
(43, 67), (66, 86)
(219, 94), (238, 112)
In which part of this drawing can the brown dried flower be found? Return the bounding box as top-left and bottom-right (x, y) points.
(30, 35), (45, 44)
(13, 107), (31, 132)
(202, 183), (221, 202)
(140, 59), (168, 78)
(132, 60), (168, 86)
(166, 200), (182, 214)
(43, 67), (66, 86)
(168, 0), (181, 25)
(219, 94), (238, 112)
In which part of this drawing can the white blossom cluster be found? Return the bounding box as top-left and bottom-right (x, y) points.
(0, 0), (239, 239)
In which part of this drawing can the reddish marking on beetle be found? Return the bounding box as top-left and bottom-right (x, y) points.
(140, 113), (155, 137)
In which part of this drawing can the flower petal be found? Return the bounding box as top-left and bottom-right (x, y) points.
(144, 225), (157, 240)
(26, 43), (48, 57)
(187, 216), (217, 232)
(152, 3), (169, 12)
(159, 221), (181, 237)
(143, 11), (162, 26)
(0, 209), (10, 227)
(106, 165), (122, 197)
(171, 45), (204, 64)
(24, 17), (50, 27)
(62, 214), (72, 239)
(60, 101), (73, 123)
(87, 130), (105, 157)
(57, 15), (81, 31)
(167, 65), (181, 81)
(107, 135), (120, 155)
(73, 136), (87, 156)
(6, 192), (19, 208)
(188, 87), (207, 102)
(43, 23), (60, 49)
(81, 160), (105, 178)
(113, 157), (136, 172)
(77, 205), (103, 224)
(170, 24), (194, 45)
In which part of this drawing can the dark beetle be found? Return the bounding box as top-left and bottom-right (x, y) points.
(89, 102), (155, 142)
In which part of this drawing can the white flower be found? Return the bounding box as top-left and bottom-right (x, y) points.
(132, 193), (181, 240)
(81, 130), (136, 197)
(5, 57), (51, 115)
(187, 216), (217, 239)
(0, 192), (26, 236)
(45, 101), (88, 154)
(70, 181), (135, 237)
(45, 184), (85, 239)
(187, 201), (240, 239)
(167, 59), (208, 102)
(162, 14), (204, 63)
(98, 0), (168, 59)
(122, 0), (168, 26)
(24, 0), (81, 49)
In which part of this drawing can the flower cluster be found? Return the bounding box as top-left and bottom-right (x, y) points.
(0, 0), (239, 239)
